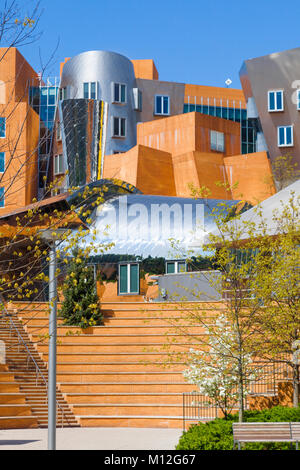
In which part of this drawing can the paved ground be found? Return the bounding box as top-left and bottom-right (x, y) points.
(0, 427), (183, 450)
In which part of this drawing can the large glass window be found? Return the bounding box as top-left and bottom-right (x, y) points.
(83, 82), (97, 100)
(210, 130), (225, 152)
(0, 152), (4, 172)
(0, 117), (5, 138)
(268, 90), (284, 112)
(112, 117), (126, 138)
(0, 187), (5, 207)
(113, 83), (126, 104)
(278, 125), (293, 147)
(155, 95), (170, 115)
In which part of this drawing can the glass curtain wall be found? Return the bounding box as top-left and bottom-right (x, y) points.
(29, 78), (60, 195)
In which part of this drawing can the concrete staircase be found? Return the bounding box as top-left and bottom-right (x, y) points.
(0, 364), (38, 429)
(0, 308), (79, 428)
(17, 301), (208, 428)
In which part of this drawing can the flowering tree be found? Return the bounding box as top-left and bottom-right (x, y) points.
(248, 192), (300, 407)
(183, 314), (255, 419)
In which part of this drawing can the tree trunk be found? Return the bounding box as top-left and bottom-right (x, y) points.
(292, 363), (299, 408)
(238, 359), (244, 422)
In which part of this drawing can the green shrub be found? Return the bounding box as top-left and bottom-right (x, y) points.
(61, 250), (103, 329)
(176, 406), (300, 450)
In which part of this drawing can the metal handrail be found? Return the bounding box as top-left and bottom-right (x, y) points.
(0, 298), (69, 427)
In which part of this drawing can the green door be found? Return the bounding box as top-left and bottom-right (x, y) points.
(119, 263), (139, 294)
(119, 264), (128, 294)
(129, 263), (139, 294)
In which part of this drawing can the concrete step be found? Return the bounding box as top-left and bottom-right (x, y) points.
(0, 382), (21, 393)
(41, 352), (180, 363)
(72, 403), (183, 417)
(24, 325), (205, 336)
(0, 393), (27, 404)
(54, 363), (185, 373)
(21, 316), (197, 327)
(0, 372), (18, 382)
(55, 372), (186, 383)
(60, 383), (195, 394)
(100, 302), (217, 311)
(0, 416), (38, 429)
(29, 333), (203, 345)
(77, 415), (183, 428)
(0, 404), (33, 417)
(66, 393), (184, 405)
(37, 343), (195, 354)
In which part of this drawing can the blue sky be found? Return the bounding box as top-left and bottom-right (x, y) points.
(19, 0), (300, 89)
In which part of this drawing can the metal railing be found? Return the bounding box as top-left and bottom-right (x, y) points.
(183, 359), (293, 430)
(248, 359), (292, 396)
(0, 298), (69, 427)
(183, 391), (219, 431)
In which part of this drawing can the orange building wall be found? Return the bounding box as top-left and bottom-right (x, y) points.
(103, 144), (176, 196)
(25, 107), (40, 205)
(0, 48), (40, 213)
(172, 151), (231, 199)
(135, 145), (176, 196)
(103, 143), (274, 203)
(131, 59), (159, 80)
(224, 151), (276, 204)
(184, 84), (246, 108)
(137, 112), (241, 157)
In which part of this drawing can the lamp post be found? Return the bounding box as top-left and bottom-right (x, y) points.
(48, 238), (57, 450)
(39, 229), (66, 451)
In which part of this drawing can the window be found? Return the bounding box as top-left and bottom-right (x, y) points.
(210, 130), (225, 152)
(59, 87), (67, 101)
(166, 260), (186, 274)
(53, 154), (64, 175)
(278, 126), (293, 147)
(56, 123), (62, 141)
(83, 82), (97, 100)
(155, 95), (170, 115)
(268, 90), (284, 112)
(0, 117), (5, 138)
(119, 263), (139, 294)
(0, 187), (4, 207)
(112, 117), (126, 138)
(133, 88), (142, 111)
(112, 83), (126, 104)
(297, 90), (300, 110)
(0, 152), (4, 173)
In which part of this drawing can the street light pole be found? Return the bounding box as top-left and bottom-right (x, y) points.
(48, 239), (57, 450)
